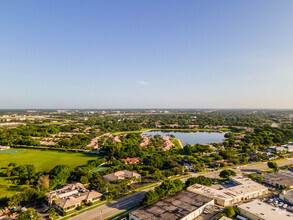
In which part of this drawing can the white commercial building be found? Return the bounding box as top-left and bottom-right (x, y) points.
(238, 199), (293, 220)
(280, 189), (293, 204)
(188, 176), (268, 206)
(261, 170), (293, 189)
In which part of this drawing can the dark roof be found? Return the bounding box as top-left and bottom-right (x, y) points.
(175, 159), (192, 166)
(130, 190), (213, 220)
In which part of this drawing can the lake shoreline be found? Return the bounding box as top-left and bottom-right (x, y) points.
(141, 130), (227, 145)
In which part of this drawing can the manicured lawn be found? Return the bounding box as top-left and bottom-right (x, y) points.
(91, 166), (108, 173)
(247, 161), (263, 166)
(0, 148), (100, 171)
(171, 138), (182, 149)
(271, 158), (287, 162)
(0, 175), (32, 197)
(198, 169), (211, 174)
(0, 148), (101, 197)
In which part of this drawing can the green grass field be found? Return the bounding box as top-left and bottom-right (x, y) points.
(0, 148), (101, 197)
(91, 166), (108, 173)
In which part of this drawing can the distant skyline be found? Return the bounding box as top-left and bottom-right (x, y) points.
(1, 0), (293, 109)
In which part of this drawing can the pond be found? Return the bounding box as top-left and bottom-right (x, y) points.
(141, 130), (226, 145)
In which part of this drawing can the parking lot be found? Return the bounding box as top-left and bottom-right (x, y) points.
(261, 196), (293, 213)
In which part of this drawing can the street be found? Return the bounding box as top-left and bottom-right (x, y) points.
(69, 189), (153, 220)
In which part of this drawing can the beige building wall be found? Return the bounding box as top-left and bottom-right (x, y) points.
(182, 199), (214, 220)
(239, 208), (266, 220)
(189, 186), (268, 206)
(280, 191), (293, 205)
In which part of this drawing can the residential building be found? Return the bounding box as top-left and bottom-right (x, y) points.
(238, 199), (293, 220)
(266, 146), (277, 153)
(214, 159), (233, 166)
(122, 157), (140, 164)
(280, 189), (293, 204)
(282, 142), (293, 152)
(140, 135), (151, 147)
(103, 170), (141, 182)
(46, 183), (102, 212)
(129, 190), (214, 220)
(112, 135), (122, 142)
(161, 136), (174, 151)
(176, 159), (195, 172)
(260, 170), (293, 189)
(276, 146), (287, 153)
(187, 176), (268, 206)
(266, 143), (293, 153)
(0, 146), (10, 151)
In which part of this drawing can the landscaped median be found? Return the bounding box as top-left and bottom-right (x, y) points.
(59, 200), (108, 220)
(168, 173), (192, 181)
(198, 169), (211, 174)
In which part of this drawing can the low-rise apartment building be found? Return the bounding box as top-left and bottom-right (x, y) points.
(46, 182), (102, 212)
(103, 170), (141, 182)
(188, 176), (268, 206)
(122, 157), (140, 164)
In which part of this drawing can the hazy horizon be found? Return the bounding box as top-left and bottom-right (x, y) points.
(1, 1), (293, 109)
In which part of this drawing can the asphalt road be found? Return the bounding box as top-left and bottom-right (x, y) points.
(69, 189), (153, 220)
(192, 158), (293, 179)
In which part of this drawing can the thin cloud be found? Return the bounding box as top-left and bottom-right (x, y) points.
(137, 80), (150, 86)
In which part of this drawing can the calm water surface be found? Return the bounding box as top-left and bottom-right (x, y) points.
(141, 131), (226, 145)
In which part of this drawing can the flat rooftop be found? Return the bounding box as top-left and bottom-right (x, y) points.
(281, 189), (293, 197)
(238, 199), (293, 220)
(262, 170), (293, 184)
(263, 170), (293, 179)
(188, 176), (268, 201)
(130, 190), (213, 220)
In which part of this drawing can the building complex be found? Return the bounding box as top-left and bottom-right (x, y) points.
(260, 170), (293, 189)
(187, 176), (268, 206)
(46, 182), (102, 211)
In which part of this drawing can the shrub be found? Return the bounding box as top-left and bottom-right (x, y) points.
(219, 169), (236, 179)
(76, 206), (83, 210)
(223, 207), (235, 218)
(185, 176), (212, 187)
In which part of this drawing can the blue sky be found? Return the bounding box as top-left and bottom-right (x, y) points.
(0, 0), (293, 109)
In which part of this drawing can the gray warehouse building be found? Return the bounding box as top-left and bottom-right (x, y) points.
(129, 190), (214, 220)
